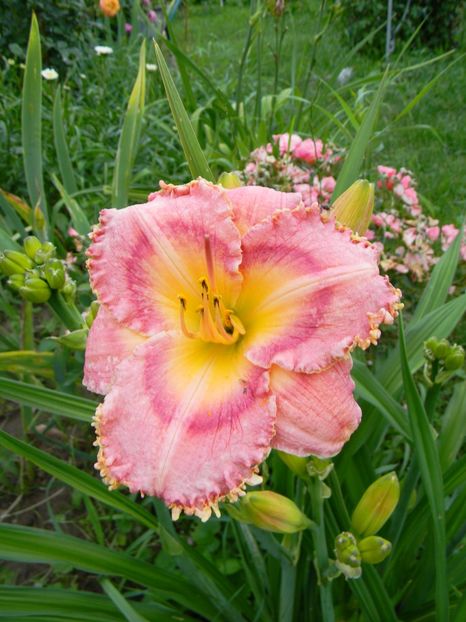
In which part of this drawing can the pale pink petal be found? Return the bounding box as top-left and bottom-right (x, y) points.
(235, 206), (401, 373)
(87, 180), (242, 335)
(83, 305), (147, 395)
(94, 332), (275, 518)
(226, 186), (302, 236)
(271, 359), (361, 457)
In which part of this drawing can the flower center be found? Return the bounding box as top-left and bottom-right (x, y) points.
(177, 235), (245, 346)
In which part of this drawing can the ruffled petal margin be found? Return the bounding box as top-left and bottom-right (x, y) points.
(93, 332), (276, 520)
(226, 185), (302, 236)
(87, 179), (243, 335)
(83, 305), (147, 395)
(236, 206), (402, 373)
(270, 358), (361, 457)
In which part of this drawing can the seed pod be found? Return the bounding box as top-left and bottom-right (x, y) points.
(359, 536), (392, 564)
(334, 531), (361, 579)
(351, 472), (400, 537)
(54, 328), (88, 350)
(444, 347), (464, 371)
(44, 259), (66, 290)
(34, 241), (56, 265)
(432, 338), (451, 360)
(19, 277), (51, 303)
(2, 250), (33, 272)
(7, 274), (25, 291)
(23, 236), (42, 259)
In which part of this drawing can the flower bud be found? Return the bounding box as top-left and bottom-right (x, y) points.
(84, 301), (100, 328)
(23, 236), (42, 260)
(358, 536), (392, 564)
(54, 328), (88, 350)
(444, 346), (464, 371)
(432, 338), (450, 360)
(1, 250), (33, 274)
(334, 532), (361, 579)
(19, 277), (51, 303)
(218, 172), (242, 189)
(62, 278), (77, 303)
(33, 242), (56, 265)
(351, 472), (399, 537)
(7, 274), (25, 291)
(276, 450), (309, 478)
(228, 491), (312, 533)
(331, 180), (374, 235)
(44, 259), (66, 290)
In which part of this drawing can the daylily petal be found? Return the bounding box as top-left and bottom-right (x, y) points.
(227, 186), (302, 235)
(94, 332), (276, 519)
(236, 206), (401, 372)
(87, 180), (242, 335)
(83, 305), (147, 395)
(270, 359), (361, 457)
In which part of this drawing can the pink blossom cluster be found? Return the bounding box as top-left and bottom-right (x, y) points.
(240, 134), (464, 283)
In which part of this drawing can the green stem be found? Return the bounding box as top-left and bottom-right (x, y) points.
(47, 292), (83, 331)
(308, 477), (335, 622)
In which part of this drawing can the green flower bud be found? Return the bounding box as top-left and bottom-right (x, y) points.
(331, 180), (374, 235)
(432, 338), (450, 360)
(33, 242), (56, 265)
(84, 300), (100, 328)
(62, 278), (77, 303)
(44, 259), (66, 290)
(23, 236), (42, 259)
(1, 250), (34, 274)
(334, 532), (361, 579)
(218, 172), (242, 189)
(276, 450), (309, 479)
(7, 273), (25, 291)
(53, 328), (88, 350)
(351, 472), (400, 537)
(19, 277), (51, 303)
(228, 491), (312, 533)
(307, 457), (333, 481)
(359, 536), (392, 564)
(444, 347), (464, 371)
(424, 337), (439, 352)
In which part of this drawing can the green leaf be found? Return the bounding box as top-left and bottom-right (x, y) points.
(412, 224), (463, 322)
(332, 69), (388, 200)
(0, 523), (216, 619)
(101, 579), (150, 622)
(21, 13), (48, 234)
(0, 376), (96, 422)
(398, 314), (448, 622)
(153, 42), (214, 181)
(438, 381), (466, 471)
(0, 350), (54, 378)
(378, 293), (466, 394)
(112, 41), (146, 209)
(352, 360), (410, 439)
(0, 428), (156, 531)
(53, 85), (78, 196)
(51, 174), (90, 235)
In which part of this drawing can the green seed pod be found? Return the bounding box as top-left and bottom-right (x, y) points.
(0, 254), (26, 276)
(20, 277), (51, 303)
(84, 300), (100, 328)
(44, 259), (66, 290)
(432, 338), (451, 360)
(351, 472), (400, 537)
(424, 337), (439, 352)
(359, 536), (392, 564)
(33, 241), (56, 265)
(276, 450), (309, 479)
(218, 172), (242, 189)
(62, 278), (77, 303)
(7, 273), (25, 291)
(54, 328), (88, 350)
(3, 250), (34, 271)
(444, 347), (464, 371)
(228, 491), (312, 534)
(334, 531), (361, 579)
(23, 236), (42, 259)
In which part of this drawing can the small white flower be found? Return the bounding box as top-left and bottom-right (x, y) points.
(337, 67), (353, 85)
(145, 63), (157, 72)
(41, 68), (59, 81)
(94, 45), (113, 56)
(80, 73), (87, 79)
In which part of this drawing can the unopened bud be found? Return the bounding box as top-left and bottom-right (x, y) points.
(228, 491), (312, 533)
(54, 328), (88, 350)
(0, 254), (25, 276)
(62, 278), (77, 303)
(34, 242), (56, 265)
(33, 205), (46, 232)
(444, 347), (464, 371)
(23, 236), (42, 260)
(2, 250), (33, 273)
(84, 300), (100, 328)
(331, 180), (374, 235)
(218, 172), (242, 189)
(19, 277), (51, 303)
(351, 472), (399, 537)
(276, 450), (309, 479)
(7, 274), (25, 291)
(432, 338), (450, 360)
(334, 531), (361, 579)
(359, 536), (392, 564)
(44, 259), (66, 290)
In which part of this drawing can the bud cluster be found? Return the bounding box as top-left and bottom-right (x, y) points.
(334, 472), (399, 579)
(424, 337), (464, 385)
(0, 237), (76, 304)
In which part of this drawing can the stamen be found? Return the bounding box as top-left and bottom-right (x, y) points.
(204, 235), (217, 292)
(178, 296), (194, 339)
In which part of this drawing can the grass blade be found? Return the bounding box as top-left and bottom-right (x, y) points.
(332, 69), (388, 200)
(0, 428), (156, 530)
(0, 376), (96, 422)
(112, 41), (146, 209)
(21, 13), (48, 234)
(438, 381), (466, 471)
(0, 350), (54, 378)
(153, 42), (214, 181)
(398, 314), (448, 621)
(53, 85), (78, 196)
(101, 579), (150, 622)
(52, 174), (90, 235)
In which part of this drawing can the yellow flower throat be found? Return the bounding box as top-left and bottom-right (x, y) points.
(178, 235), (245, 346)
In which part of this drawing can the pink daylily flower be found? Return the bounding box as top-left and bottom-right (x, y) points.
(84, 179), (401, 521)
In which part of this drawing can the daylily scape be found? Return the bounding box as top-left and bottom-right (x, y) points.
(84, 179), (402, 521)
